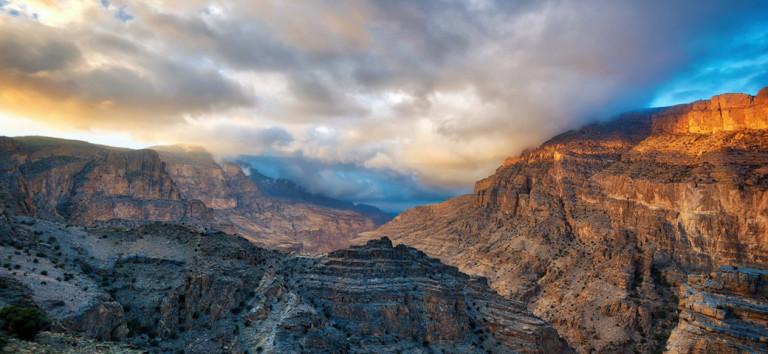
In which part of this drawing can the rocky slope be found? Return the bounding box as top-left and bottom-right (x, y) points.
(152, 144), (390, 253)
(0, 137), (389, 253)
(0, 208), (571, 353)
(358, 87), (768, 352)
(666, 266), (768, 353)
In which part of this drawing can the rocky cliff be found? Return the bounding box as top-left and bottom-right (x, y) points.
(0, 210), (571, 353)
(279, 237), (571, 353)
(0, 137), (209, 225)
(358, 86), (768, 352)
(152, 144), (390, 253)
(0, 137), (389, 253)
(666, 266), (768, 353)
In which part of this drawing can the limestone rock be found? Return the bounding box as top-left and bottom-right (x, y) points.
(667, 267), (768, 353)
(262, 237), (573, 353)
(58, 299), (129, 340)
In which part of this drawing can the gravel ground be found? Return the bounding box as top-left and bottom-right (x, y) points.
(2, 331), (142, 353)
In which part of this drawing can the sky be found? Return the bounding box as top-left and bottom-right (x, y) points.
(1, 0), (767, 213)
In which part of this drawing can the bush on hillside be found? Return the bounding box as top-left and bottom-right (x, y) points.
(0, 306), (51, 340)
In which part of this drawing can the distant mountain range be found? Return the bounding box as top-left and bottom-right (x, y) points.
(241, 163), (394, 225)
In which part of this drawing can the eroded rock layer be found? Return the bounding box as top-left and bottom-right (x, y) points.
(667, 267), (768, 353)
(358, 87), (768, 352)
(0, 137), (389, 253)
(0, 212), (570, 353)
(281, 237), (571, 353)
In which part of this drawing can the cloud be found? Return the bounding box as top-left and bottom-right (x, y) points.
(1, 0), (767, 204)
(0, 29), (81, 73)
(0, 10), (253, 131)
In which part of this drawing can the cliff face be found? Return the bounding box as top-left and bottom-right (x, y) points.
(666, 267), (768, 353)
(0, 137), (208, 225)
(283, 237), (571, 353)
(153, 145), (386, 253)
(652, 90), (768, 134)
(149, 146), (268, 212)
(0, 214), (570, 353)
(65, 149), (210, 224)
(359, 87), (768, 353)
(0, 138), (388, 253)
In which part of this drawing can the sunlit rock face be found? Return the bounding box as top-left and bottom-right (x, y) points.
(666, 267), (768, 353)
(0, 137), (389, 253)
(652, 89), (768, 134)
(358, 86), (768, 353)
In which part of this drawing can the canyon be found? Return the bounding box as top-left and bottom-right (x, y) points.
(1, 87), (767, 353)
(0, 214), (570, 352)
(358, 87), (768, 352)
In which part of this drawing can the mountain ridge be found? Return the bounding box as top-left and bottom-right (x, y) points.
(0, 137), (390, 253)
(358, 86), (768, 353)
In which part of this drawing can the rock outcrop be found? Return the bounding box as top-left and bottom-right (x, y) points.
(358, 87), (768, 352)
(0, 137), (208, 225)
(667, 266), (768, 353)
(277, 237), (571, 353)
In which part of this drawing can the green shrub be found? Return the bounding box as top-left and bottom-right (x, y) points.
(80, 262), (93, 274)
(0, 306), (51, 340)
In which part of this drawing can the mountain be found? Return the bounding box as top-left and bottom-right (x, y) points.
(0, 211), (571, 353)
(357, 87), (768, 352)
(243, 164), (394, 225)
(0, 136), (209, 225)
(0, 138), (389, 253)
(150, 144), (392, 253)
